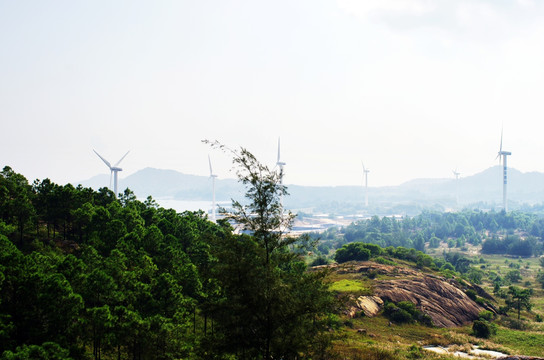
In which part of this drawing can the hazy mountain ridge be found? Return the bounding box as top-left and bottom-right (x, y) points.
(76, 166), (544, 213)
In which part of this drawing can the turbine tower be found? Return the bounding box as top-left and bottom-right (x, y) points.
(362, 161), (370, 207)
(208, 155), (218, 222)
(276, 138), (286, 210)
(496, 129), (511, 212)
(452, 169), (460, 208)
(93, 149), (130, 197)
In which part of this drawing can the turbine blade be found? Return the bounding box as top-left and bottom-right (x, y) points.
(500, 127), (503, 153)
(361, 161), (366, 172)
(94, 149), (112, 169)
(114, 150), (130, 167)
(208, 155), (213, 176)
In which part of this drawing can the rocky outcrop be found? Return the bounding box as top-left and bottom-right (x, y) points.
(355, 296), (383, 317)
(333, 261), (493, 327)
(374, 275), (484, 327)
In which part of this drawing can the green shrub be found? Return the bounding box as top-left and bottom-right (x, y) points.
(478, 310), (494, 321)
(535, 314), (543, 323)
(502, 318), (528, 330)
(475, 297), (486, 305)
(407, 344), (423, 359)
(472, 320), (496, 338)
(383, 301), (432, 326)
(309, 256), (329, 267)
(465, 289), (477, 301)
(334, 243), (371, 263)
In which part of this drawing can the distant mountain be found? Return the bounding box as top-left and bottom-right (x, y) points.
(77, 167), (241, 200)
(76, 166), (544, 215)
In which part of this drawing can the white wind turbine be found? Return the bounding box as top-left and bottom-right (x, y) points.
(276, 138), (286, 210)
(362, 161), (370, 207)
(208, 155), (218, 222)
(452, 169), (460, 208)
(93, 149), (130, 197)
(496, 129), (512, 212)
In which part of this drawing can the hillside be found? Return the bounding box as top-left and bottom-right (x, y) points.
(77, 166), (544, 215)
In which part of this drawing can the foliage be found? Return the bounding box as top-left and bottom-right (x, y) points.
(322, 209), (544, 259)
(472, 320), (496, 338)
(383, 301), (432, 326)
(0, 158), (334, 360)
(478, 310), (494, 321)
(505, 286), (533, 320)
(203, 142), (335, 359)
(334, 243), (371, 263)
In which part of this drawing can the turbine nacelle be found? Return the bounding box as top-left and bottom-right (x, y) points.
(93, 149), (130, 197)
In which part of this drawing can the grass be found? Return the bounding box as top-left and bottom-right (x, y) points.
(329, 279), (369, 293)
(492, 327), (544, 357)
(324, 253), (544, 359)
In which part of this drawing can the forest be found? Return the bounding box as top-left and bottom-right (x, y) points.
(4, 147), (544, 359)
(0, 147), (335, 360)
(310, 209), (544, 259)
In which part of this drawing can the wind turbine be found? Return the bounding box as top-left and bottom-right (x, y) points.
(93, 149), (130, 197)
(362, 161), (370, 207)
(276, 138), (286, 210)
(496, 129), (512, 212)
(208, 155), (218, 222)
(452, 169), (460, 208)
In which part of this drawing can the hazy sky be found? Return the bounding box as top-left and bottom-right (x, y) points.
(2, 0), (544, 187)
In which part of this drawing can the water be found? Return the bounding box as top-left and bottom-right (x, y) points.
(423, 345), (508, 359)
(151, 199), (231, 213)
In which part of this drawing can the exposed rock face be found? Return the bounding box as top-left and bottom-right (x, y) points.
(355, 296), (383, 317)
(333, 261), (493, 327)
(374, 276), (485, 327)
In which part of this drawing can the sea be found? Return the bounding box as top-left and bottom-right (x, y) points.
(149, 199), (231, 213)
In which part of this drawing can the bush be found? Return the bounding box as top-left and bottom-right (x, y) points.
(407, 344), (423, 359)
(502, 318), (528, 330)
(472, 320), (496, 338)
(309, 256), (329, 267)
(465, 289), (477, 301)
(475, 297), (486, 306)
(383, 301), (432, 326)
(334, 243), (371, 263)
(479, 310), (494, 321)
(505, 269), (522, 283)
(384, 303), (413, 324)
(535, 314), (543, 323)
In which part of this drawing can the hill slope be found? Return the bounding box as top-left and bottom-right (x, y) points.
(76, 166), (544, 214)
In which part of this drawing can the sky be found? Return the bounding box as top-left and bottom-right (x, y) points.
(2, 0), (544, 187)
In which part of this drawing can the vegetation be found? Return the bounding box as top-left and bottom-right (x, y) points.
(383, 301), (432, 326)
(0, 145), (334, 360)
(3, 158), (544, 359)
(311, 210), (544, 258)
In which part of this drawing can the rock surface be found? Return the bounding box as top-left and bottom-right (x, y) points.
(333, 261), (493, 327)
(355, 296), (383, 317)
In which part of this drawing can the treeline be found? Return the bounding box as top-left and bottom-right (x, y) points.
(0, 163), (334, 360)
(311, 210), (544, 257)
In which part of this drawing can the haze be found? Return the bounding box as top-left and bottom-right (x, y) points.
(2, 0), (544, 187)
